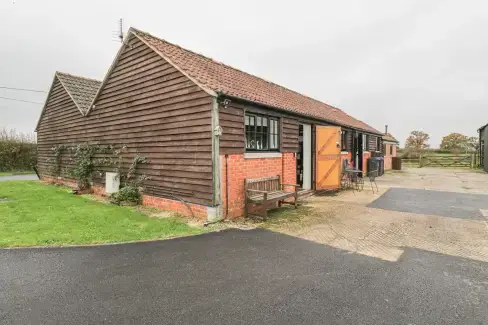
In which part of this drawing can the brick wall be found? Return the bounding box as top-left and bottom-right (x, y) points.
(384, 156), (392, 170)
(221, 152), (296, 218)
(383, 144), (398, 170)
(341, 152), (353, 169)
(362, 152), (372, 175)
(40, 177), (209, 219)
(142, 196), (208, 219)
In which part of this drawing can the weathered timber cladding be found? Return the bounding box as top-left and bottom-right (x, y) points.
(219, 102), (245, 154)
(343, 129), (353, 152)
(368, 135), (379, 152)
(37, 79), (85, 181)
(282, 117), (299, 152)
(219, 100), (300, 154)
(37, 36), (214, 206)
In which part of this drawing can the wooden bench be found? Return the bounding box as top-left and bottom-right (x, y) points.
(244, 175), (299, 220)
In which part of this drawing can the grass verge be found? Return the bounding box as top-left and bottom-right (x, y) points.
(0, 181), (203, 247)
(0, 171), (35, 176)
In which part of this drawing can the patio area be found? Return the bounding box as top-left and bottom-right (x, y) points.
(268, 168), (488, 262)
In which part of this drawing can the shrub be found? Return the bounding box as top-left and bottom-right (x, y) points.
(0, 128), (36, 172)
(109, 155), (149, 206)
(109, 185), (142, 205)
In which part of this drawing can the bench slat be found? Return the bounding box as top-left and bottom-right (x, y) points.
(244, 175), (298, 220)
(248, 191), (294, 203)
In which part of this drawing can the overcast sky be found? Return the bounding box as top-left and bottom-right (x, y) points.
(1, 0), (487, 147)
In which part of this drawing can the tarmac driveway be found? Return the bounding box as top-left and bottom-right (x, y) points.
(1, 229), (487, 325)
(368, 187), (488, 220)
(0, 174), (38, 181)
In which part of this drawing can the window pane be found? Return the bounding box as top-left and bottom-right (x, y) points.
(255, 132), (261, 149)
(262, 131), (269, 150)
(244, 114), (279, 151)
(271, 134), (278, 149)
(247, 131), (256, 149)
(262, 119), (269, 140)
(256, 117), (262, 138)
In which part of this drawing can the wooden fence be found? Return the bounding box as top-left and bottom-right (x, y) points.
(401, 154), (478, 168)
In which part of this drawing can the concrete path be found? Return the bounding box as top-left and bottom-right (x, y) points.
(0, 174), (38, 181)
(1, 229), (487, 325)
(378, 167), (488, 194)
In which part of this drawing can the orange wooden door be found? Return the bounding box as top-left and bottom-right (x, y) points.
(316, 126), (342, 190)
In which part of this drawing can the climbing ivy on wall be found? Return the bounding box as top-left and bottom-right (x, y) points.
(47, 145), (66, 177)
(109, 154), (149, 205)
(45, 142), (149, 204)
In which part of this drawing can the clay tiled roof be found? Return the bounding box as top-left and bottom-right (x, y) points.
(383, 133), (399, 143)
(56, 72), (101, 114)
(132, 29), (382, 135)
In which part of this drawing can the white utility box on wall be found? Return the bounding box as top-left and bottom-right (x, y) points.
(105, 172), (120, 194)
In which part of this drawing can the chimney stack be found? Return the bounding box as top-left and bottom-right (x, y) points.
(385, 125), (388, 135)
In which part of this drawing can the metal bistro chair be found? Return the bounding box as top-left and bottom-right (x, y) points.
(342, 159), (363, 192)
(351, 169), (364, 192)
(367, 169), (379, 193)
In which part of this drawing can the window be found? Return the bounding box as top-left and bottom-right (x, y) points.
(390, 144), (394, 155)
(245, 113), (279, 151)
(377, 137), (381, 151)
(341, 130), (348, 151)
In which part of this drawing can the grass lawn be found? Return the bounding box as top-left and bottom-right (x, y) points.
(0, 171), (35, 176)
(0, 181), (203, 247)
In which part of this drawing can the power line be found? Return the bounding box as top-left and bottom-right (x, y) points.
(0, 86), (46, 93)
(0, 96), (43, 105)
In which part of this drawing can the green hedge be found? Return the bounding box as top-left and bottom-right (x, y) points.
(0, 128), (37, 172)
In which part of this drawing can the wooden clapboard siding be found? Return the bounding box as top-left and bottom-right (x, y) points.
(219, 100), (300, 154)
(36, 36), (214, 206)
(368, 135), (378, 152)
(346, 130), (353, 152)
(37, 78), (85, 182)
(282, 117), (299, 152)
(219, 102), (245, 154)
